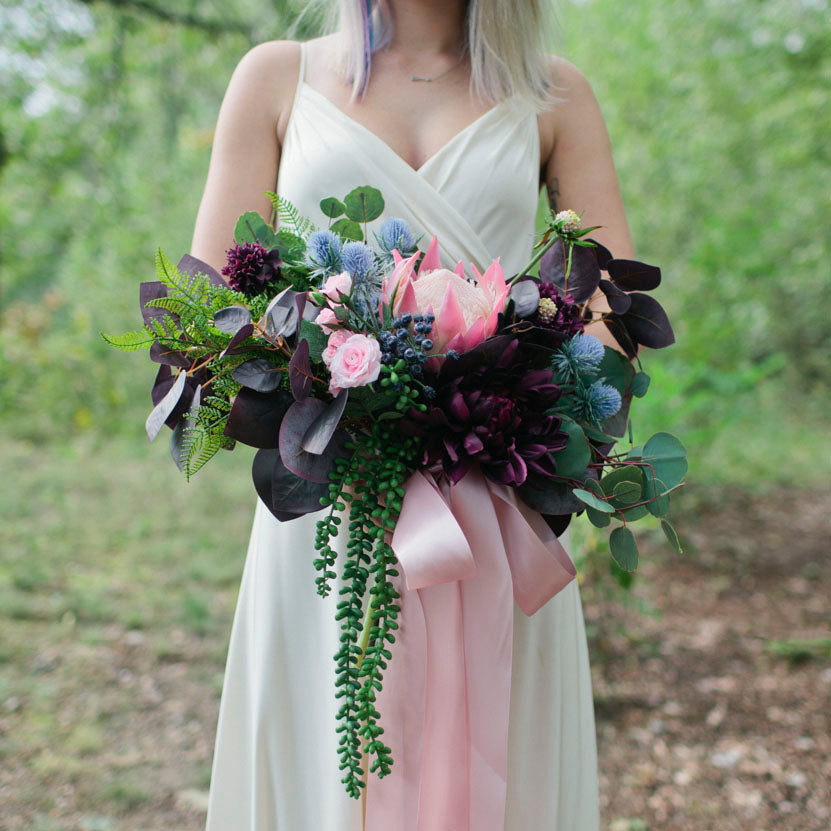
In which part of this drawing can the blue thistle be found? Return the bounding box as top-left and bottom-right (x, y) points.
(584, 382), (622, 422)
(375, 218), (418, 256)
(341, 241), (376, 278)
(551, 333), (605, 383)
(305, 230), (342, 275)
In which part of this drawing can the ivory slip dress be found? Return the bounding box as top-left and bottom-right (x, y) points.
(205, 42), (600, 831)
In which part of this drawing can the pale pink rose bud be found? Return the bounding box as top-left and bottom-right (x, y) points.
(315, 307), (339, 334)
(322, 329), (351, 367)
(328, 334), (382, 395)
(322, 271), (353, 301)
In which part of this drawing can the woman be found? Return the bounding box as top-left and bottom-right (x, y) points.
(193, 1), (634, 828)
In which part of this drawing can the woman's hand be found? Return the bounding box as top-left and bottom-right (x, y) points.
(189, 41), (301, 274)
(539, 58), (637, 357)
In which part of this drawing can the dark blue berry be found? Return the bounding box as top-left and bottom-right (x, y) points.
(404, 347), (416, 360)
(411, 364), (423, 376)
(421, 338), (433, 350)
(446, 349), (459, 360)
(401, 313), (412, 324)
(423, 385), (436, 400)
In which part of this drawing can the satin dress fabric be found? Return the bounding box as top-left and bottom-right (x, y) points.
(205, 41), (600, 831)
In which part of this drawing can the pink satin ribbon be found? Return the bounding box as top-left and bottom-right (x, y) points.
(365, 467), (577, 830)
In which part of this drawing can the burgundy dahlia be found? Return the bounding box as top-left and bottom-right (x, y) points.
(222, 241), (282, 296)
(536, 283), (585, 337)
(407, 337), (569, 487)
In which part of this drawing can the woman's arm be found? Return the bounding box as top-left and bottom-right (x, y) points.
(539, 58), (635, 352)
(190, 41), (301, 275)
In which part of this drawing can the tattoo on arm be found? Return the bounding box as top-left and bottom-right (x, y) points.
(546, 177), (561, 213)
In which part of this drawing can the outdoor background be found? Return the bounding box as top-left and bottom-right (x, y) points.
(1, 0), (829, 829)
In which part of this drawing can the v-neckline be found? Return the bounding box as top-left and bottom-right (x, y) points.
(300, 81), (513, 175)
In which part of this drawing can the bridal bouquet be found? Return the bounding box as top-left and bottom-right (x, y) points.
(104, 185), (686, 796)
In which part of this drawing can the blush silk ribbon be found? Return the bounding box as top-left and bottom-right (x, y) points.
(364, 467), (577, 830)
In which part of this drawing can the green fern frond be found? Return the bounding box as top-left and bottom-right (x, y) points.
(144, 296), (190, 317)
(100, 327), (155, 352)
(265, 191), (315, 237)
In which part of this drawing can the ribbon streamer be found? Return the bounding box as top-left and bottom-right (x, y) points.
(366, 467), (576, 830)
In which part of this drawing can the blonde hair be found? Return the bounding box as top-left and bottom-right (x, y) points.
(315, 0), (562, 111)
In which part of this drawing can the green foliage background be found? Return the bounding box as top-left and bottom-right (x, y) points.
(1, 0), (828, 479)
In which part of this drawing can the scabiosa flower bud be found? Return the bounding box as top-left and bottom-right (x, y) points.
(555, 209), (581, 233)
(340, 241), (375, 278)
(375, 217), (417, 255)
(306, 230), (343, 275)
(222, 241), (282, 296)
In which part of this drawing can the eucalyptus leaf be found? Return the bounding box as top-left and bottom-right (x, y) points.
(517, 474), (585, 515)
(231, 358), (283, 393)
(320, 197), (346, 219)
(573, 488), (615, 512)
(641, 432), (688, 489)
(331, 218), (363, 241)
(149, 340), (190, 368)
(139, 281), (171, 327)
(223, 388), (292, 448)
(302, 389), (349, 454)
(551, 415), (590, 479)
(509, 280), (541, 318)
(234, 211), (275, 248)
(279, 398), (347, 483)
(609, 526), (639, 571)
(344, 185), (384, 223)
(630, 371), (651, 397)
(289, 339), (313, 401)
(252, 447), (327, 520)
(219, 322), (254, 357)
(145, 369), (186, 442)
(299, 318), (329, 363)
(585, 505), (611, 527)
(177, 254), (226, 287)
(661, 519), (683, 553)
(213, 305), (252, 334)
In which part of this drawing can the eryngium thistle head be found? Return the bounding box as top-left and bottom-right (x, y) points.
(305, 230), (343, 275)
(375, 217), (418, 255)
(569, 381), (622, 423)
(551, 333), (605, 382)
(340, 241), (375, 278)
(221, 241), (281, 296)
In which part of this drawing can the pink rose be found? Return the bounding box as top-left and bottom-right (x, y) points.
(322, 271), (352, 301)
(322, 329), (351, 367)
(328, 334), (382, 395)
(315, 307), (339, 334)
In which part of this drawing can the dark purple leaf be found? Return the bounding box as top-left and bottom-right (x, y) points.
(620, 292), (675, 349)
(302, 389), (348, 454)
(517, 474), (586, 515)
(223, 387), (292, 448)
(140, 281), (173, 327)
(149, 340), (191, 368)
(294, 293), (307, 339)
(604, 315), (639, 359)
(598, 279), (632, 314)
(219, 322), (254, 358)
(177, 254), (226, 287)
(169, 384), (201, 471)
(213, 305), (252, 334)
(607, 259), (662, 291)
(279, 398), (347, 483)
(145, 369), (186, 442)
(150, 364), (196, 428)
(289, 339), (313, 401)
(542, 513), (572, 536)
(509, 280), (541, 318)
(252, 448), (326, 520)
(581, 238), (613, 270)
(538, 238), (601, 303)
(231, 358), (283, 393)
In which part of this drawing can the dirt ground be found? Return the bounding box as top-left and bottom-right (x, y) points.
(0, 485), (828, 830)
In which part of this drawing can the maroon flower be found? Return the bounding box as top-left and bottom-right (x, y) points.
(536, 283), (585, 337)
(406, 337), (569, 486)
(222, 242), (282, 296)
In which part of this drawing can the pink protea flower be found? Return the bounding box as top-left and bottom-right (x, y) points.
(381, 236), (509, 354)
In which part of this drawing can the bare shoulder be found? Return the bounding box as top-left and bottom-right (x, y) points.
(538, 55), (606, 164)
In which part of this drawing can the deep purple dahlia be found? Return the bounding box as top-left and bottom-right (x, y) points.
(407, 337), (569, 487)
(221, 242), (282, 296)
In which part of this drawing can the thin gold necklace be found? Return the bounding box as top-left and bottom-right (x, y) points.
(387, 49), (467, 83)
